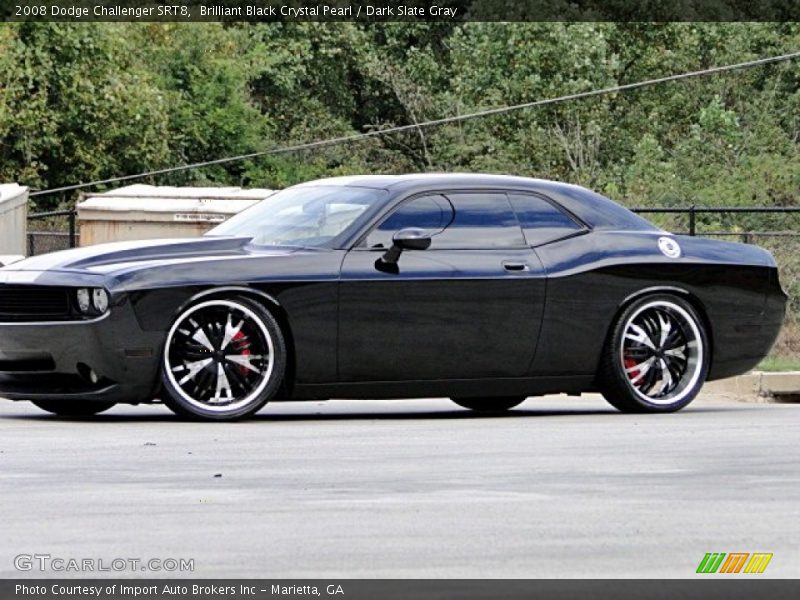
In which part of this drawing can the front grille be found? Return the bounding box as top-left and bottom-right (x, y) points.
(0, 285), (71, 321)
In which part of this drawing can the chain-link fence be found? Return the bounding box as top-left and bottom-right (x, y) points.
(26, 209), (78, 256)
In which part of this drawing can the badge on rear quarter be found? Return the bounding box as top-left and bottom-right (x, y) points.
(658, 236), (682, 258)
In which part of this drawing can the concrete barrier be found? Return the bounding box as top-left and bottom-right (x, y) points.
(0, 183), (28, 255)
(703, 371), (800, 402)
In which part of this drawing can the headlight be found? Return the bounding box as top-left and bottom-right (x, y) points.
(76, 288), (91, 313)
(75, 288), (109, 315)
(92, 288), (109, 313)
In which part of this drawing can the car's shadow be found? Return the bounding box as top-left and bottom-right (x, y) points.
(0, 403), (730, 423)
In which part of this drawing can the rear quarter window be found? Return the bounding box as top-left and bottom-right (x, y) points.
(508, 193), (583, 246)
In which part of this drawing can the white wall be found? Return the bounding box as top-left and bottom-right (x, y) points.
(0, 184), (28, 255)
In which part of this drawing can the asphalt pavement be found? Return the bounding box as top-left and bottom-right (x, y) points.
(0, 394), (798, 578)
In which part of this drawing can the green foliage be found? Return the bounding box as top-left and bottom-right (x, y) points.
(2, 21), (798, 213)
(0, 23), (173, 195)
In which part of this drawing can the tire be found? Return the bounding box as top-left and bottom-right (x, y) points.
(598, 293), (709, 413)
(32, 400), (116, 417)
(451, 396), (526, 412)
(160, 296), (287, 421)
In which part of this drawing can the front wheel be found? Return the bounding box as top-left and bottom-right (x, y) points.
(32, 400), (116, 417)
(598, 294), (710, 413)
(161, 296), (286, 421)
(451, 396), (526, 412)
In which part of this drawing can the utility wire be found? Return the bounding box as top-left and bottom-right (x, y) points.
(29, 49), (800, 198)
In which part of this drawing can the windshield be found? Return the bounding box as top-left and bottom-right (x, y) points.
(208, 185), (388, 247)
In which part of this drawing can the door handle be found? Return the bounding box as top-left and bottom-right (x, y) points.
(502, 261), (530, 272)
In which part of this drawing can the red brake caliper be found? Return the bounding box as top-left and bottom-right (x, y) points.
(232, 331), (251, 376)
(624, 353), (640, 385)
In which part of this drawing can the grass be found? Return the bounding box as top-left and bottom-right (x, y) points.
(757, 355), (800, 372)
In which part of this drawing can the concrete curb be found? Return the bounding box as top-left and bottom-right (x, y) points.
(704, 371), (800, 403)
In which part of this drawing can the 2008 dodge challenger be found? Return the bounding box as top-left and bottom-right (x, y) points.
(0, 174), (787, 420)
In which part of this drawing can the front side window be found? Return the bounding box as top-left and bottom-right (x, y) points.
(364, 192), (526, 249)
(364, 195), (453, 249)
(209, 186), (387, 247)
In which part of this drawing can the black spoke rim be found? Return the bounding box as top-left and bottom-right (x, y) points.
(165, 300), (274, 412)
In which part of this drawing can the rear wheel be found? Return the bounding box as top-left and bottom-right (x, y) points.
(599, 294), (709, 413)
(32, 400), (116, 417)
(451, 396), (526, 412)
(161, 296), (286, 421)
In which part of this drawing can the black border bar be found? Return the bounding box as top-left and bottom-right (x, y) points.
(4, 0), (800, 22)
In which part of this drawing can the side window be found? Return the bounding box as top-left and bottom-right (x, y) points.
(436, 193), (525, 249)
(508, 193), (583, 247)
(364, 192), (527, 250)
(364, 195), (453, 248)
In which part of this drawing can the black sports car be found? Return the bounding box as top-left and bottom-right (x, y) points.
(0, 174), (787, 420)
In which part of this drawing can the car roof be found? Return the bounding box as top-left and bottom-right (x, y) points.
(294, 173), (660, 232)
(293, 172), (584, 194)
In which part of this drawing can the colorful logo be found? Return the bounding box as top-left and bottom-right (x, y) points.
(696, 552), (773, 574)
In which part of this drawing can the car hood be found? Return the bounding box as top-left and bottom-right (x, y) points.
(0, 236), (294, 275)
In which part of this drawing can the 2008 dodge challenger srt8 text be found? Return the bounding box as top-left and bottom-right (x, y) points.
(0, 174), (787, 420)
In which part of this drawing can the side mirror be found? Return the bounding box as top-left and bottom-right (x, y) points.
(379, 228), (432, 267)
(393, 227), (432, 251)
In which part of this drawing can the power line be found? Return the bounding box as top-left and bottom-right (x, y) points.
(29, 49), (800, 198)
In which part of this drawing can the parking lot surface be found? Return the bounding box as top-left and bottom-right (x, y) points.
(1, 395), (798, 578)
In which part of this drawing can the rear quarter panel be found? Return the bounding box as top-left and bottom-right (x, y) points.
(532, 231), (785, 382)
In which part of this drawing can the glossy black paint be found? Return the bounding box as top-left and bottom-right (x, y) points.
(0, 174), (787, 405)
(338, 247), (546, 381)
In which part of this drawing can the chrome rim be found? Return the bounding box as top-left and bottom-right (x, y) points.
(164, 300), (275, 413)
(620, 300), (703, 405)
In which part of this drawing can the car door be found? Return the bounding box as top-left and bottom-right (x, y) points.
(337, 191), (546, 382)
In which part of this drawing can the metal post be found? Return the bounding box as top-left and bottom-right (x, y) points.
(68, 210), (76, 248)
(688, 204), (696, 236)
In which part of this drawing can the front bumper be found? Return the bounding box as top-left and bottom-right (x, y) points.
(0, 297), (165, 404)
